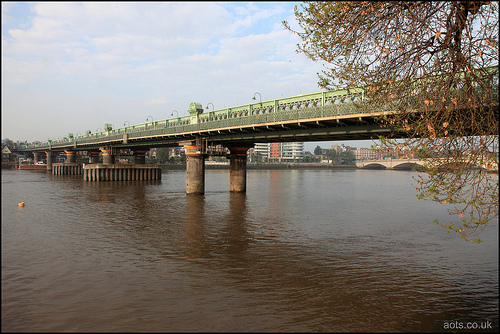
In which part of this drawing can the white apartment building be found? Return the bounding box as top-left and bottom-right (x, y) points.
(253, 143), (270, 158)
(253, 142), (304, 162)
(281, 142), (304, 162)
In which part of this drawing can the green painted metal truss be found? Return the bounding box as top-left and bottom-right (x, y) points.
(24, 66), (499, 152)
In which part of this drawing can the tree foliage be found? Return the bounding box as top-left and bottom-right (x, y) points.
(326, 148), (337, 162)
(156, 147), (170, 163)
(284, 1), (499, 242)
(3, 139), (16, 149)
(340, 150), (356, 165)
(314, 145), (323, 155)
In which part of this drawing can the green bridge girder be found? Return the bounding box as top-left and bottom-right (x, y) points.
(26, 101), (400, 153)
(21, 65), (499, 153)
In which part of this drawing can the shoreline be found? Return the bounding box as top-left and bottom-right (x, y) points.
(157, 163), (357, 170)
(5, 161), (495, 172)
(1, 162), (356, 170)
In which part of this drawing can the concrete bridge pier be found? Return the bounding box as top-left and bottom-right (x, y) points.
(65, 150), (76, 163)
(183, 143), (206, 195)
(33, 152), (41, 164)
(45, 151), (54, 171)
(89, 151), (100, 163)
(133, 150), (148, 164)
(100, 147), (115, 164)
(228, 145), (253, 193)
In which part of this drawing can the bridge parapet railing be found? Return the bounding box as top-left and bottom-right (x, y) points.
(114, 86), (498, 142)
(23, 66), (499, 150)
(24, 90), (370, 149)
(186, 102), (367, 130)
(34, 86), (489, 149)
(27, 100), (374, 149)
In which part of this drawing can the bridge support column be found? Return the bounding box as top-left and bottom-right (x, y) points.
(228, 145), (252, 193)
(33, 152), (41, 164)
(133, 150), (148, 164)
(100, 147), (114, 164)
(65, 150), (76, 163)
(184, 143), (206, 195)
(89, 151), (100, 163)
(45, 151), (54, 171)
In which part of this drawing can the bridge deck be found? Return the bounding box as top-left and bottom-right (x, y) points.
(21, 65), (499, 152)
(27, 104), (403, 152)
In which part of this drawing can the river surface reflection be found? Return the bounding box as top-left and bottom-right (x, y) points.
(1, 168), (498, 332)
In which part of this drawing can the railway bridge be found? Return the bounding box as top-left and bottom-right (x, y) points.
(19, 66), (499, 194)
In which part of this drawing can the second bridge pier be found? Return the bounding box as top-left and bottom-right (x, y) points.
(181, 139), (253, 195)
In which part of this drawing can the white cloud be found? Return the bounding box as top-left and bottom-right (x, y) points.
(1, 57), (43, 85)
(2, 1), (326, 142)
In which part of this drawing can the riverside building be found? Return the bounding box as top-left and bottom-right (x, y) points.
(253, 142), (304, 162)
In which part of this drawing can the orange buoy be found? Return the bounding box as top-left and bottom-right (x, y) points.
(18, 202), (25, 207)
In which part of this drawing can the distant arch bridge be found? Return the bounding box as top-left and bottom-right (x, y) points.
(355, 158), (425, 170)
(355, 158), (498, 171)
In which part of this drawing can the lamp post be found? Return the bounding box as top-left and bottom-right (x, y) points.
(96, 128), (102, 133)
(206, 103), (214, 112)
(124, 121), (130, 127)
(171, 110), (179, 126)
(146, 116), (153, 122)
(252, 92), (262, 104)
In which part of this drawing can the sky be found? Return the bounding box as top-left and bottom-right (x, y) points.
(1, 1), (378, 152)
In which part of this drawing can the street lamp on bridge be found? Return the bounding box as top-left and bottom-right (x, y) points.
(171, 110), (179, 118)
(124, 121), (130, 127)
(252, 92), (262, 105)
(146, 116), (153, 122)
(206, 103), (214, 112)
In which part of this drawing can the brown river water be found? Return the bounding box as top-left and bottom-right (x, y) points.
(1, 168), (498, 332)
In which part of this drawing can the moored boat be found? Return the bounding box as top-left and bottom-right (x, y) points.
(12, 161), (47, 170)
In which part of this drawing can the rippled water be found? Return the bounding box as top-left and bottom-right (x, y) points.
(1, 168), (498, 332)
